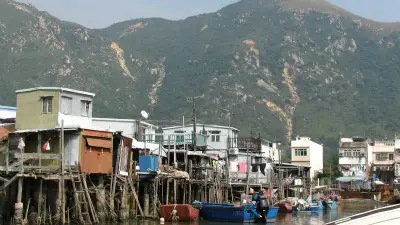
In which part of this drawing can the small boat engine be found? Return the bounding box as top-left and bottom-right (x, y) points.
(257, 197), (269, 222)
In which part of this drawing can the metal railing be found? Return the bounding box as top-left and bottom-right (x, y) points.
(228, 137), (261, 152)
(142, 133), (207, 147)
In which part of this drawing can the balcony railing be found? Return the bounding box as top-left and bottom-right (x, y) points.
(142, 133), (207, 147)
(228, 137), (261, 152)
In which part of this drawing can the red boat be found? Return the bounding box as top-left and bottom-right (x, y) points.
(277, 202), (293, 213)
(160, 204), (199, 221)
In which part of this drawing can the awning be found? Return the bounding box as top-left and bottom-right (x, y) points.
(336, 176), (364, 182)
(86, 137), (112, 149)
(132, 138), (166, 157)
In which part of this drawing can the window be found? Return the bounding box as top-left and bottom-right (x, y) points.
(81, 100), (91, 117)
(353, 149), (361, 157)
(42, 96), (53, 113)
(376, 153), (388, 161)
(61, 96), (72, 115)
(176, 135), (184, 143)
(174, 131), (184, 143)
(295, 148), (307, 156)
(211, 131), (221, 142)
(155, 134), (163, 143)
(389, 154), (394, 160)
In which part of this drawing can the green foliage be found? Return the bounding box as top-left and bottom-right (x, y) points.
(2, 0), (400, 164)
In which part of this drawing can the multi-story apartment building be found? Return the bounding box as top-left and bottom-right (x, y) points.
(291, 136), (323, 179)
(338, 137), (371, 183)
(371, 140), (395, 184)
(395, 139), (400, 180)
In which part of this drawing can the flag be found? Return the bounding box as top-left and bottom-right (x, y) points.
(17, 137), (25, 150)
(42, 141), (51, 151)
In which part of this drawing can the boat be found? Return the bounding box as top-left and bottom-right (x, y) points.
(160, 204), (199, 221)
(325, 203), (400, 225)
(193, 200), (279, 223)
(292, 199), (320, 213)
(193, 202), (258, 222)
(266, 206), (280, 222)
(277, 201), (293, 213)
(319, 199), (339, 210)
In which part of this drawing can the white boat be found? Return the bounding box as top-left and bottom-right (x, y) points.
(325, 204), (400, 225)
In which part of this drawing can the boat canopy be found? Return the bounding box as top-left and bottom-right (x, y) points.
(336, 176), (364, 182)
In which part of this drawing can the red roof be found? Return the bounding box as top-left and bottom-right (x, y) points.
(0, 124), (15, 143)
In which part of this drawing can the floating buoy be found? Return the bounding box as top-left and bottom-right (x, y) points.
(160, 217), (165, 224)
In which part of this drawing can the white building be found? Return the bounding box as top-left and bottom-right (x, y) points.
(0, 105), (16, 123)
(92, 118), (164, 156)
(337, 137), (372, 185)
(291, 136), (323, 179)
(395, 139), (400, 179)
(92, 118), (158, 140)
(372, 140), (395, 184)
(162, 124), (239, 156)
(262, 142), (280, 163)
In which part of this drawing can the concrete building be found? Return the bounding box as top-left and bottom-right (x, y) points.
(15, 87), (95, 130)
(372, 140), (395, 184)
(395, 139), (400, 180)
(162, 124), (239, 156)
(291, 136), (323, 179)
(337, 137), (371, 185)
(92, 118), (158, 141)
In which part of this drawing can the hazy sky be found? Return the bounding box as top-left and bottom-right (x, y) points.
(17, 0), (400, 28)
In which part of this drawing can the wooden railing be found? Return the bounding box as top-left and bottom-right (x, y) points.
(1, 151), (61, 173)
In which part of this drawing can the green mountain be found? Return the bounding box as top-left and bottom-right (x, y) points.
(1, 0), (400, 160)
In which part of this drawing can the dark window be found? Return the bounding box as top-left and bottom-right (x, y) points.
(81, 100), (91, 117)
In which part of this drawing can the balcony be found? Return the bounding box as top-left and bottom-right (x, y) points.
(143, 133), (207, 148)
(228, 137), (261, 153)
(339, 157), (366, 165)
(373, 153), (395, 165)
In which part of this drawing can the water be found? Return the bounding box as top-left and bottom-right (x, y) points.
(109, 200), (387, 225)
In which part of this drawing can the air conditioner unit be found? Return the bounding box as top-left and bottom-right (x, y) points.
(228, 149), (239, 155)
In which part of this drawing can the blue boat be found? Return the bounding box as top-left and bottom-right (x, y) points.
(266, 206), (279, 222)
(192, 201), (279, 223)
(192, 202), (258, 222)
(292, 199), (320, 213)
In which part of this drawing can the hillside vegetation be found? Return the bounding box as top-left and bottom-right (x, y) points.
(1, 0), (400, 160)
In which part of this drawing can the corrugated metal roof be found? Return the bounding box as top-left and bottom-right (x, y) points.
(92, 117), (157, 128)
(0, 105), (16, 110)
(13, 128), (78, 133)
(16, 87), (95, 97)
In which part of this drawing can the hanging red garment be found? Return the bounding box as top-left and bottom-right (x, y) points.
(42, 141), (51, 151)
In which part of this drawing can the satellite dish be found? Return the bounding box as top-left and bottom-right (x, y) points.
(141, 110), (149, 119)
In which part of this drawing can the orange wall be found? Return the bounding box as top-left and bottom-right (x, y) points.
(80, 129), (113, 174)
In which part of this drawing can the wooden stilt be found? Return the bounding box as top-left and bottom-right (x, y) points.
(173, 179), (177, 204)
(37, 179), (43, 225)
(166, 179), (169, 204)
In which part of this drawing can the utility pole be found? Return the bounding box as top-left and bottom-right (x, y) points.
(192, 100), (197, 148)
(186, 95), (204, 151)
(223, 108), (235, 148)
